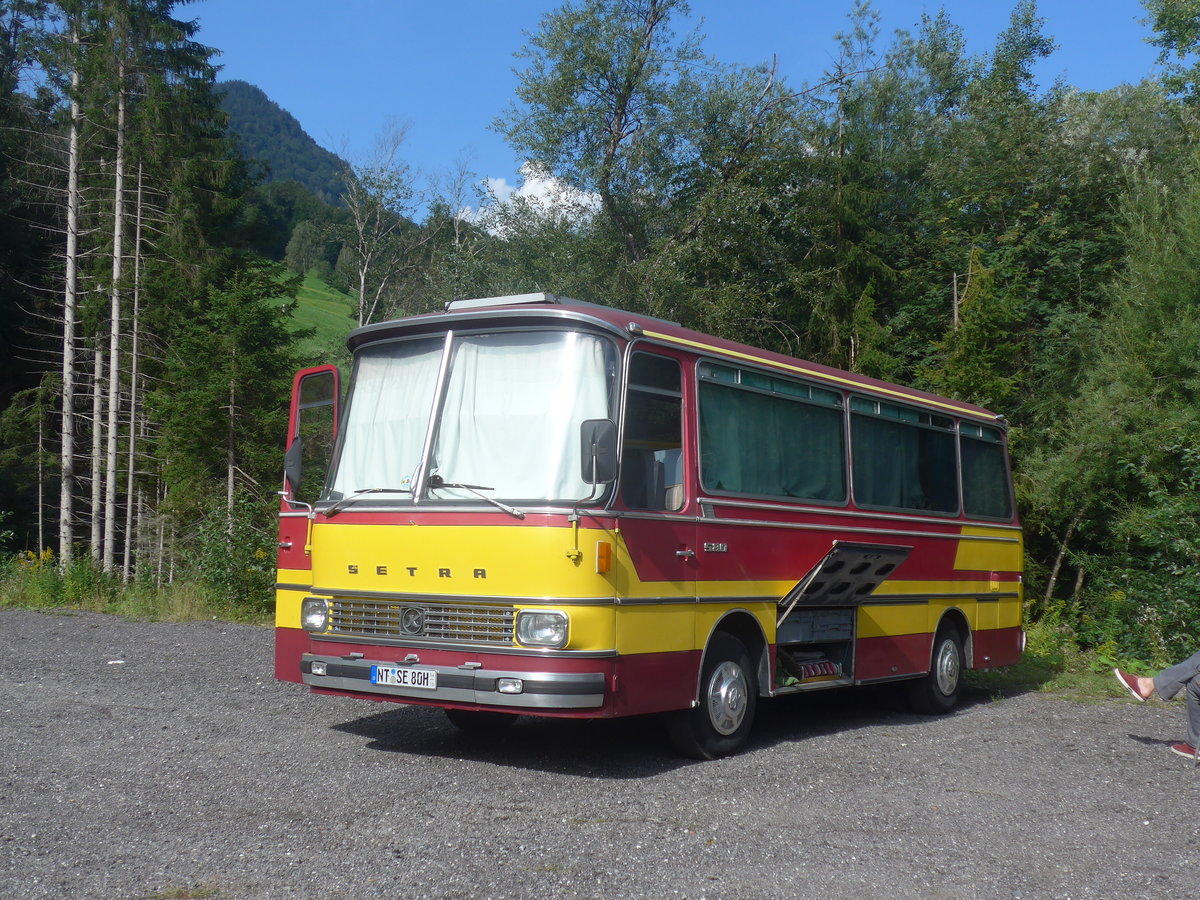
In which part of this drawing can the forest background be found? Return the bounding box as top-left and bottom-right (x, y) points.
(2, 0), (1200, 671)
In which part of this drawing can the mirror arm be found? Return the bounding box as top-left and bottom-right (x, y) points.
(567, 459), (602, 562)
(277, 489), (314, 517)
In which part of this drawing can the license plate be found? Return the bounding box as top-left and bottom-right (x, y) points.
(370, 666), (438, 690)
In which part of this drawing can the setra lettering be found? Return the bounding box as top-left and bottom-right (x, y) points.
(346, 564), (490, 580)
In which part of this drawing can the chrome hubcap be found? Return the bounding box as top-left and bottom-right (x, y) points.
(934, 638), (961, 696)
(706, 660), (748, 735)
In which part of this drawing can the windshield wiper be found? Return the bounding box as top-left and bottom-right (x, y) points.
(427, 475), (526, 519)
(324, 487), (412, 517)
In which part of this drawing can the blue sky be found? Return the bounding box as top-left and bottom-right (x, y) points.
(192, 0), (1160, 203)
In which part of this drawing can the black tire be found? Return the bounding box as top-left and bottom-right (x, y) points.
(444, 708), (518, 733)
(667, 632), (757, 759)
(907, 624), (965, 715)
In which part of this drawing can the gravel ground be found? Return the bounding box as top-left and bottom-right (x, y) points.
(1, 608), (1198, 900)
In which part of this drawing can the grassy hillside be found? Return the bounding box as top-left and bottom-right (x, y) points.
(289, 273), (356, 365)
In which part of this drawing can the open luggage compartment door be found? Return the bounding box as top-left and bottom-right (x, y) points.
(777, 542), (912, 625)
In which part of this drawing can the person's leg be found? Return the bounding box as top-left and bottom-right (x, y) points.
(1154, 649), (1200, 702)
(1185, 676), (1200, 749)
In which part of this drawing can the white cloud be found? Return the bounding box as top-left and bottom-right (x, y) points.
(456, 163), (600, 236)
(492, 163), (599, 210)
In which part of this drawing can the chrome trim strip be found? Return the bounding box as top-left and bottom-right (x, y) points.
(640, 326), (992, 419)
(302, 653), (607, 709)
(856, 673), (923, 686)
(307, 587), (619, 606)
(275, 582), (312, 593)
(308, 633), (619, 658)
(861, 592), (1020, 604)
(612, 595), (771, 606)
(618, 511), (713, 525)
(608, 591), (1019, 607)
(696, 496), (1021, 534)
(314, 503), (593, 516)
(694, 514), (1021, 544)
(412, 330), (455, 507)
(347, 306), (633, 349)
(302, 590), (1017, 612)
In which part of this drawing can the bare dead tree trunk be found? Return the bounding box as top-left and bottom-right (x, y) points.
(103, 61), (127, 573)
(90, 346), (104, 561)
(1071, 567), (1086, 605)
(342, 123), (412, 326)
(122, 161), (143, 582)
(1043, 513), (1081, 607)
(134, 487), (145, 580)
(58, 29), (82, 569)
(37, 402), (45, 552)
(227, 377), (236, 527)
(155, 497), (165, 589)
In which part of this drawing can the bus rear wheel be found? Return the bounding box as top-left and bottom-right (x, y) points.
(667, 632), (757, 759)
(907, 625), (965, 715)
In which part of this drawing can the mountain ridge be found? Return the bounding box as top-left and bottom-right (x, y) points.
(219, 79), (346, 204)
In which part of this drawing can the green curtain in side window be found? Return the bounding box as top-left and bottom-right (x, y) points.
(962, 437), (1012, 519)
(851, 415), (957, 513)
(698, 382), (845, 501)
(851, 415), (919, 508)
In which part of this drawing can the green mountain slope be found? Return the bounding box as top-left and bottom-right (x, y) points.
(220, 80), (346, 204)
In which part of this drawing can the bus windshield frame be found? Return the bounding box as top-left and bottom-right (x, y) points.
(322, 327), (620, 510)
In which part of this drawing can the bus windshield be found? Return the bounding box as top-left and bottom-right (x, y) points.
(326, 330), (618, 506)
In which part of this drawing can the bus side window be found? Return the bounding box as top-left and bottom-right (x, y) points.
(961, 426), (1013, 519)
(621, 353), (684, 512)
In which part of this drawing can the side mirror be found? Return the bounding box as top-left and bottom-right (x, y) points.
(283, 437), (304, 495)
(580, 419), (617, 484)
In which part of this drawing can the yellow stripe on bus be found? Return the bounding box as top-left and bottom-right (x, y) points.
(276, 523), (1022, 650)
(275, 569), (313, 628)
(953, 524), (1025, 572)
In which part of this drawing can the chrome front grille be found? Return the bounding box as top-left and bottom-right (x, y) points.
(327, 597), (515, 646)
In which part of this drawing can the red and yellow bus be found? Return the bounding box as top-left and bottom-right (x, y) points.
(275, 293), (1023, 758)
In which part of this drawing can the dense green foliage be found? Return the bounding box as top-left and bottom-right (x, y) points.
(1, 0), (1199, 664)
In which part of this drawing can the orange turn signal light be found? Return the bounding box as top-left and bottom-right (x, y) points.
(596, 541), (613, 574)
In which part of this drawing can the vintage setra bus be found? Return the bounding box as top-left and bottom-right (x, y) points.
(275, 292), (1023, 758)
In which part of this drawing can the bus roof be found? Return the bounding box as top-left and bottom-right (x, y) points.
(346, 293), (1003, 424)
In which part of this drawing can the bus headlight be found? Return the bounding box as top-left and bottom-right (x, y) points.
(515, 610), (568, 648)
(301, 597), (329, 632)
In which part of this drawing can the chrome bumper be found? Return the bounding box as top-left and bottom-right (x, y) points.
(300, 653), (606, 709)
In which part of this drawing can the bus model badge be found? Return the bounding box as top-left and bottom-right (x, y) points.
(400, 607), (425, 635)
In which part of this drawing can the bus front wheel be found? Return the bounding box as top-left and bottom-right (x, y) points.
(908, 625), (965, 715)
(667, 632), (757, 759)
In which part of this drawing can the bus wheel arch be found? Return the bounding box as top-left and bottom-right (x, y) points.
(936, 608), (973, 668)
(707, 610), (770, 695)
(908, 613), (969, 715)
(667, 614), (764, 759)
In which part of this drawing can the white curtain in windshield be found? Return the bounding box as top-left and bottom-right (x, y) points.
(431, 331), (611, 501)
(329, 338), (442, 497)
